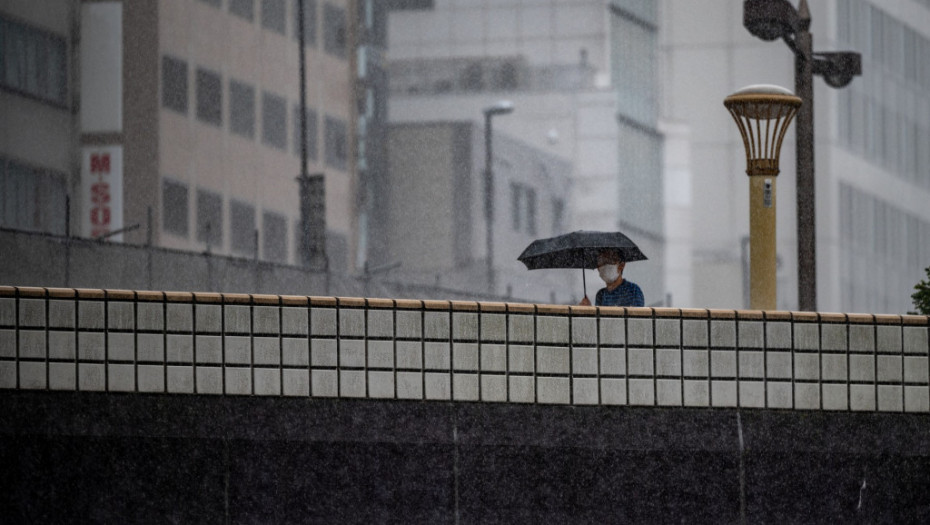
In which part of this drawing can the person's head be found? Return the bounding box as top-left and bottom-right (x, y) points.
(596, 249), (625, 284)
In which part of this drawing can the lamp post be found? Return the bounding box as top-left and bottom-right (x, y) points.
(483, 100), (514, 294)
(725, 84), (801, 310)
(743, 0), (861, 311)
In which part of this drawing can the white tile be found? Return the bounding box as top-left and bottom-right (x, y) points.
(599, 318), (625, 345)
(601, 378), (626, 405)
(766, 322), (791, 349)
(165, 303), (193, 332)
(600, 348), (626, 375)
(195, 335), (223, 364)
(48, 301), (75, 328)
(78, 302), (105, 330)
(508, 345), (534, 373)
(711, 381), (736, 407)
(225, 368), (252, 395)
(311, 369), (337, 397)
(18, 298), (45, 326)
(138, 333), (164, 362)
(20, 330), (46, 359)
(225, 305), (251, 334)
(453, 373), (478, 401)
(108, 333), (134, 362)
(253, 306), (280, 334)
(682, 350), (708, 377)
(339, 309), (365, 337)
(537, 377), (569, 404)
(107, 302), (134, 330)
(108, 364), (135, 392)
(367, 310), (393, 338)
(481, 374), (506, 402)
(396, 311), (422, 339)
(738, 381), (765, 408)
(310, 308), (337, 336)
(480, 314), (505, 341)
(254, 337), (280, 366)
(850, 385), (875, 411)
(281, 308), (308, 336)
(452, 312), (477, 341)
(167, 334), (194, 363)
(849, 355), (875, 381)
(684, 380), (709, 407)
(480, 344), (506, 371)
(794, 324), (819, 350)
(710, 321), (735, 348)
(711, 350), (735, 377)
(367, 371), (394, 398)
(877, 355), (902, 382)
(425, 372), (451, 400)
(794, 383), (820, 410)
(196, 305), (222, 333)
(536, 316), (568, 345)
(628, 379), (655, 405)
(78, 332), (105, 361)
(424, 312), (450, 340)
(197, 367), (224, 394)
(168, 365), (194, 393)
(225, 336), (251, 365)
(572, 347), (597, 375)
(137, 303), (163, 331)
(823, 384), (848, 411)
(254, 368), (281, 396)
(849, 325), (874, 352)
(904, 356), (928, 383)
(340, 340), (365, 368)
(509, 375), (535, 403)
(628, 348), (654, 376)
(78, 363), (105, 391)
(282, 338), (308, 367)
(573, 378), (598, 405)
(396, 371), (423, 399)
(0, 298), (16, 326)
(424, 342), (451, 370)
(49, 362), (75, 390)
(537, 346), (569, 375)
(0, 361), (15, 388)
(905, 386), (930, 412)
(396, 341), (422, 369)
(138, 365), (165, 392)
(311, 339), (337, 367)
(767, 382), (793, 409)
(627, 319), (653, 347)
(19, 361), (46, 389)
(656, 349), (681, 376)
(48, 331), (75, 360)
(821, 354), (847, 381)
(657, 380), (682, 406)
(571, 317), (597, 345)
(682, 320), (708, 347)
(794, 353), (820, 380)
(508, 315), (534, 343)
(282, 369), (309, 397)
(903, 327), (928, 354)
(878, 385), (903, 412)
(738, 322), (763, 349)
(368, 340), (394, 369)
(877, 326), (902, 353)
(340, 370), (366, 397)
(766, 352), (792, 379)
(453, 343), (478, 371)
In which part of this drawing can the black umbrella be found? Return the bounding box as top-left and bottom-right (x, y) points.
(517, 230), (647, 297)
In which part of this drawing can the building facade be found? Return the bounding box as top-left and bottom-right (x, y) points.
(1, 0), (357, 273)
(660, 0), (930, 313)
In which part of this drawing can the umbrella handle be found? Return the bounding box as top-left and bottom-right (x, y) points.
(582, 269), (587, 298)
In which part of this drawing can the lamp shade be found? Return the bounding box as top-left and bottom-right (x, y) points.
(724, 84), (802, 176)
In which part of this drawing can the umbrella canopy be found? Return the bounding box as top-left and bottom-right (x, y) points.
(518, 230), (647, 270)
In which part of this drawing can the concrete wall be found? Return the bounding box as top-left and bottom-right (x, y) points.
(2, 283), (928, 412)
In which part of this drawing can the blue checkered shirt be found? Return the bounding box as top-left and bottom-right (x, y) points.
(595, 280), (644, 307)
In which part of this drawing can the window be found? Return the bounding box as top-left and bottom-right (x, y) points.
(196, 68), (222, 126)
(509, 182), (537, 234)
(324, 116), (347, 170)
(510, 182), (522, 231)
(552, 198), (565, 235)
(525, 187), (536, 235)
(262, 91), (287, 149)
(162, 56), (188, 114)
(293, 0), (317, 47)
(0, 159), (67, 235)
(197, 0), (221, 7)
(229, 0), (255, 21)
(293, 105), (318, 160)
(0, 16), (68, 106)
(229, 79), (255, 138)
(162, 179), (189, 236)
(230, 200), (256, 256)
(261, 0), (286, 34)
(323, 3), (347, 58)
(196, 189), (223, 247)
(262, 210), (287, 262)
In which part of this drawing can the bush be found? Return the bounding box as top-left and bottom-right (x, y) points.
(912, 266), (930, 315)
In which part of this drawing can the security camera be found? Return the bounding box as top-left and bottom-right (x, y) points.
(813, 52), (862, 88)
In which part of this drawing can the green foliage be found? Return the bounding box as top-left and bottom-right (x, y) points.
(912, 266), (930, 316)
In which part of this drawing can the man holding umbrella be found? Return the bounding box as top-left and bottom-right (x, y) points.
(578, 249), (644, 307)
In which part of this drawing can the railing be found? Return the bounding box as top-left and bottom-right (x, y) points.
(1, 286), (929, 412)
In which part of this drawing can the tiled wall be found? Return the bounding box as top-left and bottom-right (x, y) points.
(1, 286), (929, 412)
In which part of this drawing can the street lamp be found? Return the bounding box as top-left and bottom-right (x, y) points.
(743, 0), (861, 311)
(725, 84), (801, 310)
(483, 100), (514, 294)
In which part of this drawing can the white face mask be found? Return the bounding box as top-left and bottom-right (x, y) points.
(598, 264), (619, 284)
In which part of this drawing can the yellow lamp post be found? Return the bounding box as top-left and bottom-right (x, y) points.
(724, 85), (801, 310)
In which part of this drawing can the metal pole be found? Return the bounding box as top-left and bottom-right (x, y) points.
(795, 2), (816, 312)
(749, 176), (777, 310)
(484, 112), (494, 294)
(298, 0), (308, 183)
